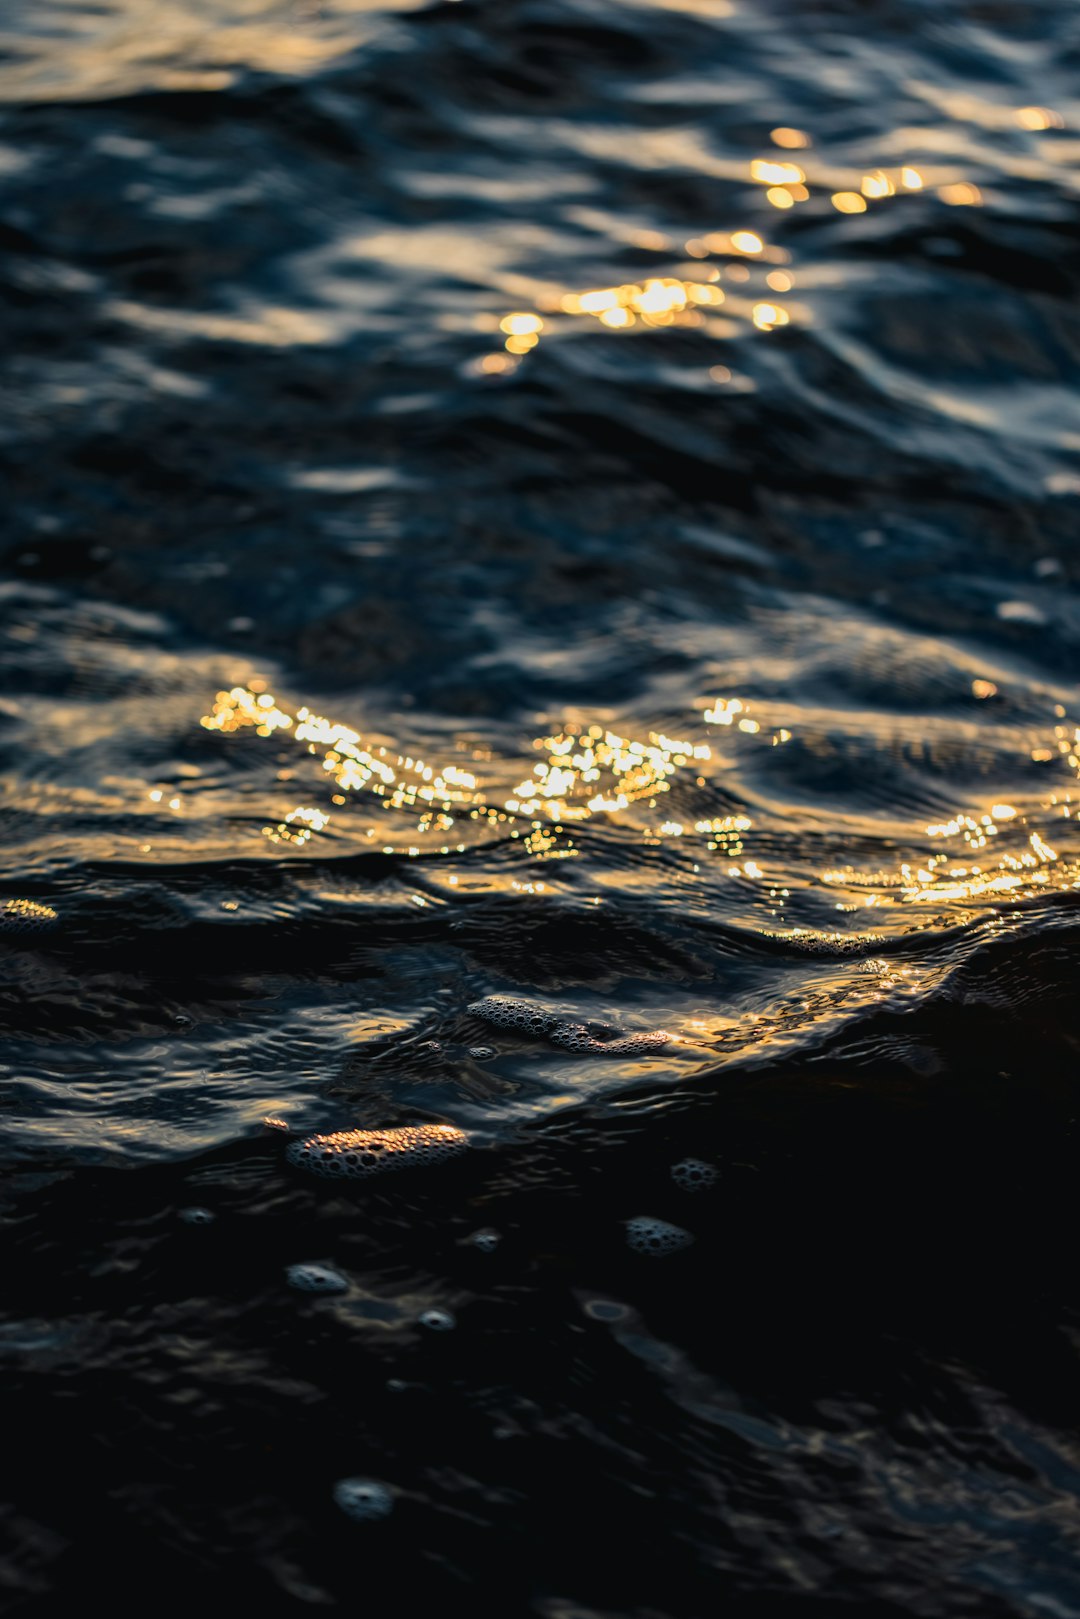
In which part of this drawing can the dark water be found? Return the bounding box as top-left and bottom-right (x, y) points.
(2, 0), (1080, 1611)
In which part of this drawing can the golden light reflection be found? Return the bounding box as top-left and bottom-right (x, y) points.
(201, 675), (1080, 945)
(750, 160), (806, 186)
(823, 787), (1080, 911)
(200, 687), (742, 858)
(265, 806), (330, 846)
(627, 229), (671, 252)
(479, 218), (810, 364)
(507, 726), (712, 823)
(770, 128), (811, 149)
(831, 191), (867, 214)
(474, 259), (805, 367)
(1016, 107), (1065, 131)
(559, 278), (724, 324)
(938, 182), (983, 206)
(500, 313), (543, 337)
(703, 696), (744, 725)
(0, 1), (418, 102)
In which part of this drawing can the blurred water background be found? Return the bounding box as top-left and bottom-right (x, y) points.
(2, 0), (1080, 1612)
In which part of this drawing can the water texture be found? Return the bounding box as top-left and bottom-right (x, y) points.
(1, 0), (1080, 1612)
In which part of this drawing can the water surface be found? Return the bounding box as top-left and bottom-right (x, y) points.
(2, 1), (1080, 1612)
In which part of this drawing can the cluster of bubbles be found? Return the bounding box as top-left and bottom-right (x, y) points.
(177, 1206), (216, 1226)
(670, 1159), (718, 1192)
(0, 898), (58, 933)
(286, 1263), (349, 1293)
(625, 1217), (695, 1257)
(466, 1229), (501, 1253)
(286, 1123), (469, 1180)
(332, 1478), (395, 1522)
(468, 996), (670, 1056)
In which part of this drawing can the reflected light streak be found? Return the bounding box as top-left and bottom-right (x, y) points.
(484, 223), (806, 362)
(202, 688), (739, 861)
(201, 688), (1080, 929)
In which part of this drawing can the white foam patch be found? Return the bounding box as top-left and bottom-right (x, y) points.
(467, 1228), (500, 1253)
(0, 899), (58, 933)
(625, 1216), (694, 1256)
(286, 1123), (469, 1180)
(418, 1308), (456, 1331)
(178, 1206), (216, 1225)
(332, 1478), (394, 1522)
(286, 1263), (348, 1293)
(671, 1158), (718, 1192)
(469, 996), (669, 1055)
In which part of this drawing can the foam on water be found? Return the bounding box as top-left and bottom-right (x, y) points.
(0, 899), (58, 933)
(469, 996), (670, 1056)
(671, 1159), (719, 1192)
(286, 1124), (469, 1180)
(625, 1217), (695, 1257)
(177, 1206), (216, 1226)
(286, 1263), (349, 1293)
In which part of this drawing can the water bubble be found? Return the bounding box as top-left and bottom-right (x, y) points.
(178, 1206), (215, 1226)
(467, 1228), (500, 1253)
(332, 1478), (394, 1522)
(670, 1158), (718, 1192)
(418, 1309), (456, 1332)
(287, 1123), (469, 1180)
(625, 1216), (694, 1257)
(469, 996), (669, 1055)
(286, 1263), (348, 1294)
(468, 1046), (496, 1061)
